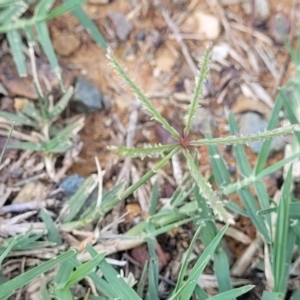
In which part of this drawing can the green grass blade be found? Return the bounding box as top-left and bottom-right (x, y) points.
(237, 188), (271, 243)
(45, 0), (87, 20)
(254, 95), (283, 174)
(86, 244), (142, 300)
(209, 285), (254, 300)
(64, 0), (106, 49)
(0, 110), (37, 127)
(107, 48), (180, 139)
(0, 237), (17, 268)
(280, 227), (296, 294)
(194, 285), (209, 299)
(184, 47), (210, 136)
(54, 288), (73, 300)
(0, 81), (8, 95)
(194, 183), (216, 232)
(291, 286), (300, 300)
(291, 219), (300, 238)
(67, 256), (119, 299)
(8, 141), (43, 151)
(0, 0), (25, 7)
(49, 86), (74, 120)
(40, 278), (51, 300)
(258, 202), (300, 217)
(194, 184), (232, 292)
(254, 181), (272, 237)
(206, 133), (231, 187)
(146, 223), (159, 300)
(137, 262), (148, 298)
(54, 116), (85, 138)
(115, 144), (178, 159)
(0, 124), (14, 164)
(280, 86), (300, 144)
(0, 231), (44, 252)
(62, 253), (106, 289)
(62, 183), (125, 231)
(0, 249), (77, 298)
(228, 112), (252, 176)
(273, 166), (292, 293)
(79, 182), (123, 219)
(262, 291), (284, 300)
(59, 174), (98, 223)
(53, 260), (74, 285)
(169, 225), (228, 300)
(117, 146), (180, 204)
(168, 172), (193, 207)
(36, 21), (62, 86)
(0, 2), (27, 24)
(173, 225), (203, 295)
(34, 0), (55, 16)
(0, 0), (87, 32)
(253, 182), (271, 212)
(190, 124), (300, 147)
(43, 136), (73, 153)
(214, 249), (232, 293)
(19, 100), (42, 122)
(258, 152), (300, 179)
(6, 30), (27, 76)
(183, 149), (234, 224)
(225, 201), (248, 217)
(145, 216), (199, 238)
(148, 181), (159, 216)
(222, 151), (300, 195)
(39, 208), (62, 245)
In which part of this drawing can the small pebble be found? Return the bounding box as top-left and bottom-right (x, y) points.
(191, 107), (217, 135)
(59, 174), (85, 196)
(269, 13), (290, 44)
(109, 12), (133, 41)
(242, 0), (270, 22)
(228, 165), (236, 175)
(238, 112), (286, 154)
(71, 76), (104, 113)
(53, 33), (81, 57)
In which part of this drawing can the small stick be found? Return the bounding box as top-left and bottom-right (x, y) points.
(271, 0), (296, 97)
(160, 7), (198, 76)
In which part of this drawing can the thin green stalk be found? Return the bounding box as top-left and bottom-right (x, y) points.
(117, 146), (180, 203)
(0, 122), (14, 164)
(107, 48), (180, 140)
(184, 47), (211, 136)
(190, 125), (300, 147)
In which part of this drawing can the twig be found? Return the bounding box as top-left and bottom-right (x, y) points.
(123, 253), (176, 286)
(206, 0), (242, 53)
(160, 7), (198, 76)
(28, 42), (44, 98)
(271, 0), (296, 97)
(112, 107), (139, 232)
(0, 200), (42, 214)
(231, 235), (263, 276)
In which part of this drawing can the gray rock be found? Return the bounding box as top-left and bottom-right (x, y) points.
(59, 174), (85, 197)
(228, 165), (236, 175)
(242, 0), (270, 22)
(59, 174), (98, 219)
(109, 12), (133, 41)
(238, 112), (286, 153)
(191, 107), (217, 135)
(71, 76), (103, 113)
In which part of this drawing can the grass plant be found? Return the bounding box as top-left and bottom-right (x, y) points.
(0, 86), (84, 180)
(0, 0), (106, 87)
(0, 33), (300, 298)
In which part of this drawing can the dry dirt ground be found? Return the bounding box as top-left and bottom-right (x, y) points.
(0, 0), (300, 299)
